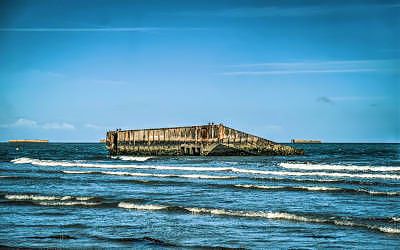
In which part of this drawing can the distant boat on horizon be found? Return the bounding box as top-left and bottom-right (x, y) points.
(8, 139), (49, 143)
(291, 139), (321, 144)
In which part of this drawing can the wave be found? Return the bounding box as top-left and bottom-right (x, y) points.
(111, 156), (152, 161)
(11, 157), (400, 179)
(118, 202), (400, 234)
(235, 184), (339, 191)
(233, 184), (400, 196)
(4, 194), (94, 201)
(93, 235), (177, 247)
(11, 157), (232, 171)
(60, 170), (400, 196)
(28, 235), (77, 240)
(4, 194), (101, 206)
(0, 176), (20, 179)
(252, 176), (400, 187)
(118, 202), (167, 210)
(36, 201), (100, 206)
(280, 163), (400, 172)
(63, 170), (235, 179)
(232, 168), (400, 180)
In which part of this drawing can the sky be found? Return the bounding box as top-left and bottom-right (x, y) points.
(0, 0), (399, 142)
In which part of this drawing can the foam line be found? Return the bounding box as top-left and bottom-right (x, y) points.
(118, 202), (400, 234)
(280, 163), (400, 172)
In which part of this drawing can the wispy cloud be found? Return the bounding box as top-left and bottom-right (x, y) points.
(222, 59), (399, 76)
(178, 3), (399, 18)
(0, 27), (164, 32)
(42, 122), (75, 130)
(84, 123), (104, 130)
(23, 69), (128, 86)
(0, 27), (207, 32)
(11, 118), (38, 128)
(0, 118), (75, 130)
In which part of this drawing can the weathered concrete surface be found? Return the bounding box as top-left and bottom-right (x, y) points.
(106, 124), (303, 156)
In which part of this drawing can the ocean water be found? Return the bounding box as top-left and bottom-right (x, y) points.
(0, 143), (399, 249)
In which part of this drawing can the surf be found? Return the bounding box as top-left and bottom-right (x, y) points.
(62, 170), (236, 179)
(111, 156), (153, 161)
(280, 163), (400, 172)
(4, 194), (101, 206)
(12, 157), (400, 180)
(118, 202), (400, 234)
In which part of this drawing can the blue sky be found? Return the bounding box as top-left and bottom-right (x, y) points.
(0, 0), (399, 142)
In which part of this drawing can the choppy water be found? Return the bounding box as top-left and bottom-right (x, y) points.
(0, 143), (399, 249)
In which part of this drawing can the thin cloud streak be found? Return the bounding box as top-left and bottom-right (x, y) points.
(222, 69), (379, 75)
(177, 3), (400, 18)
(0, 27), (207, 32)
(0, 118), (75, 130)
(222, 59), (399, 75)
(227, 59), (399, 68)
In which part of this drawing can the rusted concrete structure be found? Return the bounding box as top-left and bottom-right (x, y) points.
(106, 124), (303, 156)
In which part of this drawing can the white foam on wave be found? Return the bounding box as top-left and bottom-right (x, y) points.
(100, 171), (234, 179)
(301, 186), (340, 191)
(118, 202), (400, 234)
(366, 190), (400, 196)
(279, 163), (400, 172)
(11, 157), (130, 169)
(5, 194), (94, 202)
(111, 156), (152, 161)
(232, 168), (400, 180)
(62, 170), (95, 174)
(188, 207), (326, 223)
(235, 184), (285, 190)
(118, 202), (167, 210)
(37, 201), (100, 206)
(376, 227), (400, 234)
(235, 184), (339, 191)
(11, 157), (232, 171)
(233, 184), (398, 196)
(11, 157), (400, 179)
(62, 170), (234, 179)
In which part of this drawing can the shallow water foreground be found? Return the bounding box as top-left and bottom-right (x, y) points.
(0, 143), (399, 248)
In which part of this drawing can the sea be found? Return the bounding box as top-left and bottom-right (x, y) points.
(0, 143), (399, 249)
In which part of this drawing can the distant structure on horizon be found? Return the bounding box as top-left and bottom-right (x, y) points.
(106, 123), (303, 156)
(291, 139), (322, 144)
(8, 139), (48, 143)
(99, 139), (106, 143)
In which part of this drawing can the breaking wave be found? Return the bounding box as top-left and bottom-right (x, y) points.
(235, 184), (340, 191)
(233, 184), (400, 196)
(4, 194), (100, 206)
(111, 156), (152, 161)
(11, 157), (400, 179)
(63, 170), (235, 179)
(280, 163), (400, 172)
(231, 168), (400, 180)
(11, 157), (231, 171)
(118, 202), (400, 234)
(118, 202), (167, 210)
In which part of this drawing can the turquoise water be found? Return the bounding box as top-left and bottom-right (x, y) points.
(0, 143), (399, 248)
